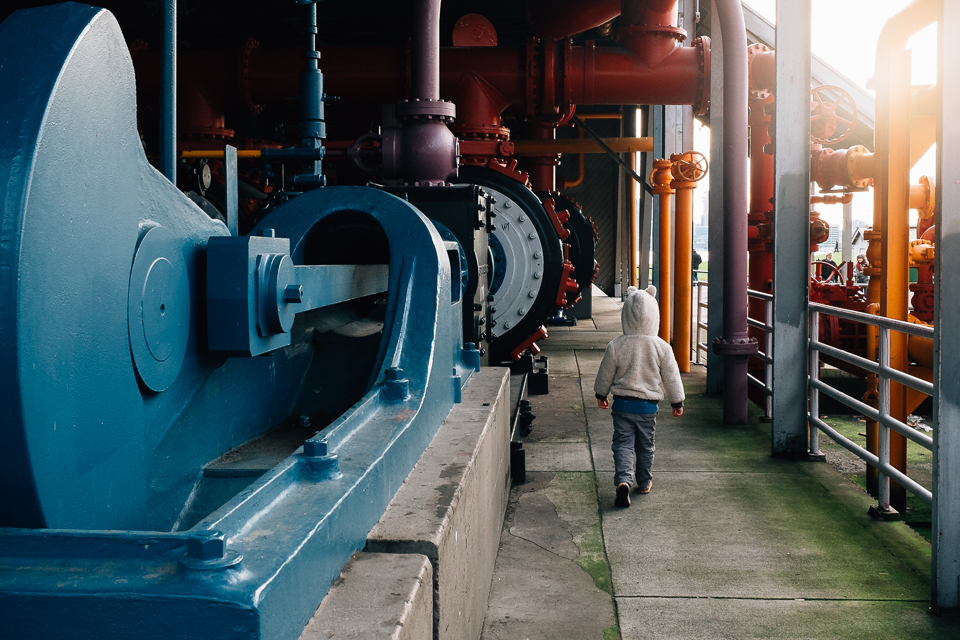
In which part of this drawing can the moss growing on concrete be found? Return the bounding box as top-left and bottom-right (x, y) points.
(547, 472), (615, 594)
(603, 623), (620, 640)
(573, 399), (586, 421)
(814, 413), (933, 541)
(574, 522), (612, 593)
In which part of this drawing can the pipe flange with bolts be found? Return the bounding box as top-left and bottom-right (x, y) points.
(712, 336), (759, 356)
(395, 98), (456, 123)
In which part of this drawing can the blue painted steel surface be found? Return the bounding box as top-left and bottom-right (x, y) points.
(207, 232), (388, 356)
(0, 4), (229, 530)
(290, 0), (326, 189)
(0, 6), (476, 638)
(128, 225), (192, 392)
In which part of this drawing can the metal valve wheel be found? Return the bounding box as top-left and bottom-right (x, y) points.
(671, 150), (708, 182)
(810, 85), (858, 145)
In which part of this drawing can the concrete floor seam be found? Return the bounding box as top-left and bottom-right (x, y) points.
(614, 595), (932, 603)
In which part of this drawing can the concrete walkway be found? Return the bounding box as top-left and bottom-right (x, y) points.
(482, 287), (960, 640)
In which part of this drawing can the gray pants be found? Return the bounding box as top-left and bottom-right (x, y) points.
(611, 411), (657, 486)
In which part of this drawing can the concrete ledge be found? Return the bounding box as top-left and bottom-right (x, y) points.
(301, 552), (433, 640)
(366, 367), (511, 640)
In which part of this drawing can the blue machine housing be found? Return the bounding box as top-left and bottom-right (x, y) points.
(0, 5), (478, 638)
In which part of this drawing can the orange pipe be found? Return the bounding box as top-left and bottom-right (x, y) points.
(868, 0), (936, 511)
(651, 159), (674, 341)
(672, 181), (695, 372)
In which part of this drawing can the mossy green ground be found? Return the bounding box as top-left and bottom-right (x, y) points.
(816, 412), (933, 540)
(550, 471), (613, 594)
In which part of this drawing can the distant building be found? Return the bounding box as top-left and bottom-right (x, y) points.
(850, 225), (870, 257)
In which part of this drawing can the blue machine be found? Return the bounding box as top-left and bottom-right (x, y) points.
(0, 4), (478, 638)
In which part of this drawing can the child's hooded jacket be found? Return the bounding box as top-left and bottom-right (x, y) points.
(594, 285), (685, 407)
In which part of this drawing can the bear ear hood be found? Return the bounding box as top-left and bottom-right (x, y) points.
(621, 285), (661, 336)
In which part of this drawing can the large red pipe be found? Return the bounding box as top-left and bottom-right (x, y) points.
(526, 0), (621, 40)
(245, 44), (707, 115)
(746, 93), (774, 410)
(135, 10), (707, 143)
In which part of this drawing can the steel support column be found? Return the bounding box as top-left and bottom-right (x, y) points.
(933, 0), (960, 612)
(771, 0), (811, 457)
(842, 199), (853, 263)
(639, 106), (655, 290)
(625, 108), (639, 288)
(706, 3), (725, 394)
(711, 0), (757, 423)
(651, 105), (665, 296)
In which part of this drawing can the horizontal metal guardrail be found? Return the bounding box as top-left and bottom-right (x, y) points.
(808, 303), (934, 508)
(748, 289), (774, 419)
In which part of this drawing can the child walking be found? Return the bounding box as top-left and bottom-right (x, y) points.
(595, 285), (685, 508)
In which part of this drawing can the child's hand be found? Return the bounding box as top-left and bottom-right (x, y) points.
(597, 398), (610, 410)
(672, 407), (683, 417)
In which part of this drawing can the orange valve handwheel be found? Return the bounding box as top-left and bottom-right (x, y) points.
(670, 151), (708, 182)
(810, 85), (858, 145)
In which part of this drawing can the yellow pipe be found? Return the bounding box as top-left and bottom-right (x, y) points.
(179, 150), (263, 159)
(909, 176), (935, 219)
(651, 159), (674, 342)
(579, 113), (623, 120)
(869, 0), (936, 509)
(910, 84), (937, 167)
(559, 128), (587, 190)
(512, 137), (654, 155)
(561, 153), (586, 189)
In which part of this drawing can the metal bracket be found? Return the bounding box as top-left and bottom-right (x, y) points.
(207, 230), (388, 356)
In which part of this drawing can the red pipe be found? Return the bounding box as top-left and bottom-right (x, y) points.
(251, 44), (708, 113)
(133, 6), (709, 171)
(526, 0), (621, 40)
(747, 93), (774, 409)
(616, 0), (685, 66)
(412, 0), (441, 101)
(243, 40), (709, 135)
(517, 122), (558, 191)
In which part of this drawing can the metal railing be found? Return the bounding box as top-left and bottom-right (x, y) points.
(808, 303), (934, 511)
(693, 273), (709, 365)
(747, 289), (773, 420)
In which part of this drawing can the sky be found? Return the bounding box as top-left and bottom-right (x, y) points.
(691, 0), (938, 249)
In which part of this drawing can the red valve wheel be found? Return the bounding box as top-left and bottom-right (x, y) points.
(812, 260), (842, 284)
(671, 151), (708, 182)
(810, 85), (858, 145)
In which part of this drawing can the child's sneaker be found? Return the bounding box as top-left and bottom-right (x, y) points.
(637, 480), (653, 494)
(615, 483), (631, 507)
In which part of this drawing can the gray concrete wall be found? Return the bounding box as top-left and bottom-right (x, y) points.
(366, 367), (511, 640)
